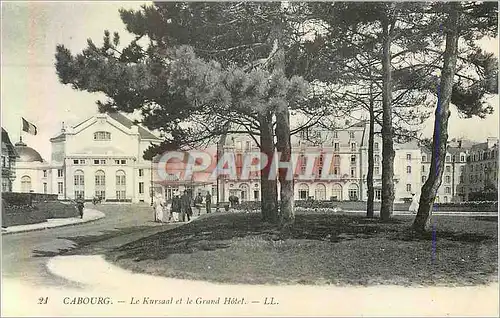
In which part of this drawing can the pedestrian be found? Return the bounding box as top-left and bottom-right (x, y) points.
(195, 192), (203, 215)
(409, 193), (419, 214)
(171, 191), (181, 222)
(76, 195), (85, 219)
(153, 194), (165, 222)
(205, 191), (212, 214)
(181, 190), (192, 222)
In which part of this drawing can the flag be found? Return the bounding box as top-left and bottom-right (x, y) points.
(22, 117), (37, 135)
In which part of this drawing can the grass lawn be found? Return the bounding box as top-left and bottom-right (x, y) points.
(106, 211), (498, 286)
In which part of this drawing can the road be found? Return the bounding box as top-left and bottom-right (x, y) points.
(1, 203), (177, 288)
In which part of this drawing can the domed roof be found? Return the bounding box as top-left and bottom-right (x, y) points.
(14, 139), (44, 162)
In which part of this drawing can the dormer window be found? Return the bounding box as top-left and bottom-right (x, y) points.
(94, 131), (111, 140)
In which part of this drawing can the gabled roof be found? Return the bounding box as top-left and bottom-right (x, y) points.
(107, 112), (159, 140)
(1, 128), (19, 158)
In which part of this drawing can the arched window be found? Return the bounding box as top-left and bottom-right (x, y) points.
(298, 183), (309, 200)
(95, 170), (106, 199)
(74, 170), (85, 199)
(93, 131), (111, 140)
(21, 175), (31, 193)
(348, 184), (359, 201)
(315, 184), (326, 200)
(116, 170), (126, 201)
(332, 184), (342, 201)
(239, 183), (249, 201)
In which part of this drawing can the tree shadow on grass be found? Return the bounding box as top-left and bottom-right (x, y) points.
(111, 213), (406, 262)
(32, 226), (159, 258)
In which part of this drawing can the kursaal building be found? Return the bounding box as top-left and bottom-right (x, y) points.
(11, 112), (160, 203)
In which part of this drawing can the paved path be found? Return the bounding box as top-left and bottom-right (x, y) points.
(2, 208), (105, 235)
(1, 204), (175, 287)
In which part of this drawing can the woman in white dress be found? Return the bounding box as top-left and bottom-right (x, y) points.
(154, 194), (165, 222)
(409, 193), (419, 214)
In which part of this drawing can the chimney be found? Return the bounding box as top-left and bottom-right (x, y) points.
(458, 140), (462, 149)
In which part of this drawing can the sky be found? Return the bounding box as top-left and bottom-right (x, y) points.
(1, 2), (499, 160)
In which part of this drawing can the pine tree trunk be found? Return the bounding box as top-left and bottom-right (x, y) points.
(366, 96), (375, 218)
(380, 18), (395, 222)
(412, 7), (460, 233)
(276, 104), (295, 228)
(259, 113), (278, 223)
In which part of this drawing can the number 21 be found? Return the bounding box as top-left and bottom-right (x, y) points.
(38, 297), (48, 305)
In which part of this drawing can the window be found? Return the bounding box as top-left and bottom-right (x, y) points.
(445, 165), (451, 173)
(74, 190), (85, 199)
(300, 155), (307, 174)
(116, 170), (126, 200)
(315, 184), (326, 200)
(334, 142), (339, 151)
(375, 189), (382, 201)
(374, 155), (380, 164)
(95, 170), (105, 186)
(94, 159), (106, 165)
(57, 169), (63, 177)
(332, 184), (342, 201)
(349, 131), (355, 139)
(422, 165), (425, 172)
(2, 178), (10, 192)
(445, 187), (451, 194)
(334, 167), (340, 175)
(461, 155), (465, 162)
(350, 168), (356, 178)
(374, 142), (379, 151)
(407, 166), (412, 174)
(116, 191), (126, 200)
(348, 184), (359, 201)
(139, 169), (144, 177)
(43, 170), (47, 178)
(443, 196), (448, 203)
(21, 176), (31, 193)
(351, 142), (356, 151)
(43, 183), (47, 194)
(406, 154), (412, 161)
(121, 159), (126, 165)
(58, 182), (63, 195)
(406, 184), (412, 192)
(374, 166), (380, 175)
(298, 184), (309, 200)
(446, 155), (451, 162)
(422, 155), (427, 162)
(351, 155), (356, 164)
(74, 159), (79, 164)
(333, 131), (338, 139)
(254, 190), (259, 200)
(422, 175), (426, 183)
(1, 156), (5, 168)
(116, 170), (126, 186)
(445, 175), (451, 183)
(139, 182), (144, 194)
(74, 170), (85, 186)
(94, 131), (111, 140)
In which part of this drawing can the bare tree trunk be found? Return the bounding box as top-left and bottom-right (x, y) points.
(380, 17), (395, 222)
(412, 7), (460, 233)
(259, 113), (278, 223)
(366, 93), (375, 218)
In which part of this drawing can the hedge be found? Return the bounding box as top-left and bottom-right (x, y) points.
(235, 200), (497, 212)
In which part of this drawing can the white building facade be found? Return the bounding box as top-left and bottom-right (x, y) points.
(12, 112), (160, 203)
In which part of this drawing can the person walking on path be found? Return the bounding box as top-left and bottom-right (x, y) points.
(194, 193), (203, 216)
(205, 192), (212, 214)
(409, 193), (419, 214)
(75, 195), (85, 219)
(181, 190), (192, 222)
(171, 191), (181, 222)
